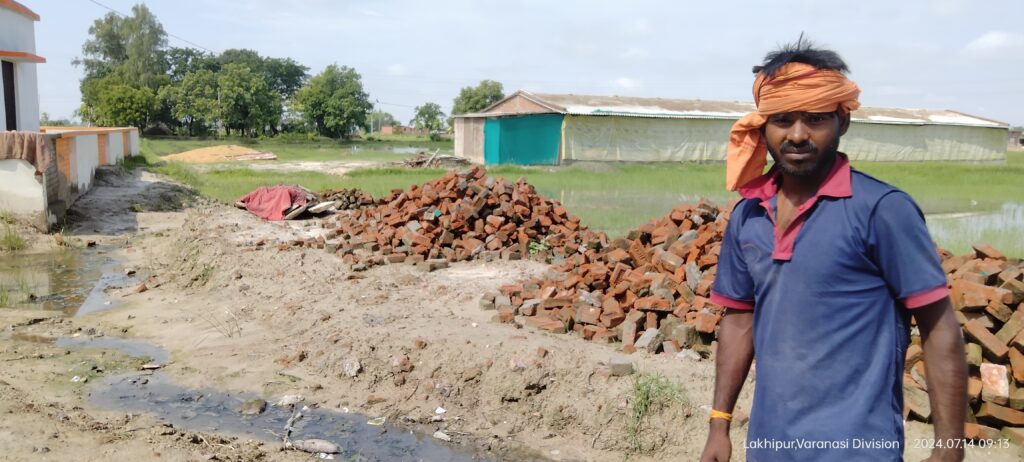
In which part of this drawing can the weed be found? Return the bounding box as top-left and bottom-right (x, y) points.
(528, 240), (550, 255)
(628, 372), (687, 453)
(1, 225), (26, 251)
(0, 285), (9, 307)
(194, 308), (243, 338)
(194, 264), (216, 286)
(0, 211), (14, 224)
(130, 203), (145, 213)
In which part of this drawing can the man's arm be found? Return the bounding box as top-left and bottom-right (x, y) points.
(913, 297), (966, 462)
(700, 308), (755, 462)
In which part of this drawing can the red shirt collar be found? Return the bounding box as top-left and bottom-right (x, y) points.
(738, 153), (853, 201)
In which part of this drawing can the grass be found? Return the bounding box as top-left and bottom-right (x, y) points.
(1, 225), (26, 251)
(0, 285), (8, 307)
(628, 372), (687, 453)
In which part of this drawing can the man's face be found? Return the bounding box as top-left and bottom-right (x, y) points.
(763, 111), (849, 178)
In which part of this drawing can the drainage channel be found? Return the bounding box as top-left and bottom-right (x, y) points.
(64, 336), (495, 461)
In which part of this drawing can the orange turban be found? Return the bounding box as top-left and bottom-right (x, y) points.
(726, 62), (861, 191)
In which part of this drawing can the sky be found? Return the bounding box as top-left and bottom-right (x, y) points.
(29, 0), (1024, 126)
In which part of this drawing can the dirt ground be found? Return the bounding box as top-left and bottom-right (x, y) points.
(1, 168), (1021, 461)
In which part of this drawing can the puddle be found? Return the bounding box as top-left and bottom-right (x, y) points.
(0, 245), (133, 315)
(60, 337), (498, 461)
(927, 202), (1024, 256)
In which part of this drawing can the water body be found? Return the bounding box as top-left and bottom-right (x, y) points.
(0, 246), (133, 315)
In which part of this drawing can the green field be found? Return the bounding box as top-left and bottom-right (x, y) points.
(138, 139), (1024, 255)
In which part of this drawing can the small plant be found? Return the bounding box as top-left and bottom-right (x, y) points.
(0, 285), (9, 307)
(628, 372), (687, 453)
(194, 264), (216, 286)
(1, 225), (26, 251)
(527, 240), (550, 255)
(194, 308), (242, 338)
(0, 211), (14, 224)
(130, 203), (145, 213)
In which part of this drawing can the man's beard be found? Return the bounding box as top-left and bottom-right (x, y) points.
(766, 134), (841, 178)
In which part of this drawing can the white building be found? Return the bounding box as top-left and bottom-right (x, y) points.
(0, 0), (42, 132)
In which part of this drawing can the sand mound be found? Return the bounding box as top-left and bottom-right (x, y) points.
(162, 145), (276, 163)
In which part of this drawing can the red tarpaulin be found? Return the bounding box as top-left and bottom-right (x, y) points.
(237, 185), (310, 221)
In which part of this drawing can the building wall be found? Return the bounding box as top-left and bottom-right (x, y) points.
(107, 131), (125, 163)
(0, 7), (40, 132)
(454, 117), (484, 164)
(71, 134), (99, 192)
(563, 116), (735, 162)
(561, 115), (1009, 163)
(0, 159), (45, 218)
(487, 94), (553, 115)
(0, 8), (36, 53)
(842, 123), (1007, 162)
(128, 129), (140, 154)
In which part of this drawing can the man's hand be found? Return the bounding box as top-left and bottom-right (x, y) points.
(700, 421), (732, 462)
(913, 297), (967, 462)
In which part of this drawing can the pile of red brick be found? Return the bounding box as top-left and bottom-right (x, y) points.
(315, 167), (605, 270)
(907, 244), (1024, 443)
(481, 200), (730, 356)
(318, 188), (377, 211)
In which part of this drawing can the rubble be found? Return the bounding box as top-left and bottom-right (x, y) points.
(313, 167), (604, 270)
(399, 151), (471, 168)
(317, 188), (377, 211)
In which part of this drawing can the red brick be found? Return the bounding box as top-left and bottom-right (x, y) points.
(977, 402), (1024, 426)
(575, 305), (602, 325)
(695, 311), (721, 334)
(1009, 347), (1024, 384)
(972, 243), (1006, 260)
(963, 423), (1001, 441)
(964, 319), (1009, 360)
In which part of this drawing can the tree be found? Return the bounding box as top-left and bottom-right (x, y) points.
(294, 65), (372, 139)
(217, 63), (282, 136)
(76, 4), (169, 90)
(91, 80), (157, 128)
(219, 49), (309, 99)
(368, 110), (398, 132)
(450, 80), (504, 125)
(411, 102), (445, 132)
(159, 69), (219, 135)
(167, 47), (220, 83)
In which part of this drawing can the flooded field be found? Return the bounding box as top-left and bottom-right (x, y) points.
(538, 187), (1024, 256)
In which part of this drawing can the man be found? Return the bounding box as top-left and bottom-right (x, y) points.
(700, 41), (967, 462)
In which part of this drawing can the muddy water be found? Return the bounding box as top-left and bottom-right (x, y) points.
(0, 246), (134, 314)
(1, 247), (503, 460)
(65, 337), (494, 461)
(927, 202), (1024, 256)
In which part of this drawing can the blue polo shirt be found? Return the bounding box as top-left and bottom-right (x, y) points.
(710, 154), (949, 461)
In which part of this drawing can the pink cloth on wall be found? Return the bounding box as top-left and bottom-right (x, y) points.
(237, 185), (309, 221)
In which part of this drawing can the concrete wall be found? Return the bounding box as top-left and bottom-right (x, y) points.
(0, 9), (36, 53)
(0, 159), (45, 218)
(128, 129), (140, 154)
(454, 117), (485, 164)
(0, 7), (40, 132)
(71, 134), (99, 192)
(106, 131), (125, 163)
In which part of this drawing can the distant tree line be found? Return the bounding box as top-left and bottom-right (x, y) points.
(72, 4), (505, 139)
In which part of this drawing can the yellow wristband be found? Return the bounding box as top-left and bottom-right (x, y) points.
(709, 409), (733, 421)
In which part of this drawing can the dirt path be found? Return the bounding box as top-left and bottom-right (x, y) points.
(1, 168), (1021, 461)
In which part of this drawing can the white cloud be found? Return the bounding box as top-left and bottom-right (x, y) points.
(609, 77), (642, 90)
(386, 64), (408, 76)
(619, 18), (651, 37)
(965, 30), (1024, 57)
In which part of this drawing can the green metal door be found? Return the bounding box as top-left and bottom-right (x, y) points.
(483, 114), (563, 165)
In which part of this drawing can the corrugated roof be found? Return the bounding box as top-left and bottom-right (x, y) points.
(459, 90), (1008, 128)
